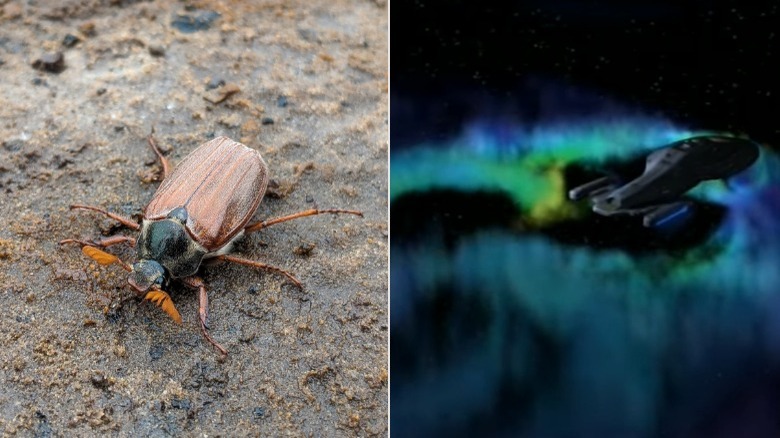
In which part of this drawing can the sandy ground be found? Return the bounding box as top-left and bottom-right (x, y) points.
(0, 0), (387, 436)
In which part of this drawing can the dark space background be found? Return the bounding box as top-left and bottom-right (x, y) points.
(392, 0), (778, 149)
(391, 0), (780, 436)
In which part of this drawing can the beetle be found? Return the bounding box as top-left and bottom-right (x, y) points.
(61, 135), (362, 355)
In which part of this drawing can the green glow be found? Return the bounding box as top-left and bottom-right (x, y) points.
(391, 128), (744, 226)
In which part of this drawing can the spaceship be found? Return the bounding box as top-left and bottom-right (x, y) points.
(568, 135), (760, 227)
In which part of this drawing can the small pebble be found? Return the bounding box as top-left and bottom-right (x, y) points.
(91, 372), (112, 389)
(261, 117), (274, 125)
(294, 243), (316, 257)
(2, 140), (23, 152)
(105, 306), (122, 324)
(148, 45), (166, 57)
(206, 78), (225, 90)
(171, 10), (221, 33)
(78, 21), (96, 37)
(239, 330), (256, 343)
(32, 78), (46, 86)
(34, 411), (51, 438)
(276, 95), (288, 107)
(247, 285), (258, 295)
(298, 28), (317, 42)
(171, 398), (191, 410)
(203, 82), (240, 104)
(62, 34), (81, 48)
(31, 52), (65, 73)
(96, 88), (107, 96)
(149, 345), (164, 361)
(253, 407), (266, 419)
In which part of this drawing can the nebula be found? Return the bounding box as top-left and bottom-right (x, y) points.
(391, 81), (780, 437)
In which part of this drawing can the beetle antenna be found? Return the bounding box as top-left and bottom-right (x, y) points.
(81, 246), (133, 272)
(144, 289), (182, 324)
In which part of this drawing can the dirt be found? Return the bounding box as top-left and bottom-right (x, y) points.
(0, 0), (387, 436)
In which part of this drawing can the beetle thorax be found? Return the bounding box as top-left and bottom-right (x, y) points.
(137, 207), (208, 278)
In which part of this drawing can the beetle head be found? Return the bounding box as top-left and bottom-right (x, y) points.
(128, 259), (166, 293)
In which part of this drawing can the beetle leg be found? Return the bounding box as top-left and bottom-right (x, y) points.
(59, 234), (136, 248)
(147, 135), (171, 180)
(243, 208), (363, 234)
(180, 276), (228, 356)
(214, 254), (303, 289)
(69, 204), (141, 231)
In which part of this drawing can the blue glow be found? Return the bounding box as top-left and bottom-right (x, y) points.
(391, 90), (780, 436)
(651, 203), (690, 227)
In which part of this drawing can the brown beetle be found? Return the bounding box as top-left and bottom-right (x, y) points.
(61, 135), (362, 355)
